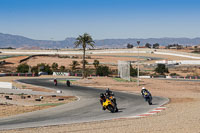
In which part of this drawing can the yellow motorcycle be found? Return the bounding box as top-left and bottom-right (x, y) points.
(102, 98), (118, 113)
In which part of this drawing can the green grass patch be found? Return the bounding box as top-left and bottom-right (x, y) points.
(113, 77), (136, 82)
(36, 103), (65, 106)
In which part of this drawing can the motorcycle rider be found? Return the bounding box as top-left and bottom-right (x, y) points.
(100, 93), (106, 110)
(141, 87), (151, 97)
(66, 80), (70, 87)
(104, 88), (118, 111)
(105, 88), (114, 98)
(54, 78), (57, 86)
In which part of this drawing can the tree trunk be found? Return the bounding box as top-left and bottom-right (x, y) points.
(83, 45), (86, 78)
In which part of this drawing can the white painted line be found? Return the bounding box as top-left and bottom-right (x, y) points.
(157, 107), (166, 109)
(152, 110), (162, 112)
(128, 116), (144, 118)
(143, 112), (156, 115)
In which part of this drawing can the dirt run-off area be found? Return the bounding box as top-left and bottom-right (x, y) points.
(0, 76), (77, 118)
(1, 76), (200, 133)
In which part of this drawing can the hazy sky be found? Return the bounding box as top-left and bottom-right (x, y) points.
(0, 0), (199, 40)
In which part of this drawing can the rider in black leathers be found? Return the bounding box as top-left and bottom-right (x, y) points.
(54, 78), (57, 86)
(100, 93), (106, 110)
(141, 87), (151, 97)
(105, 88), (118, 110)
(66, 80), (70, 87)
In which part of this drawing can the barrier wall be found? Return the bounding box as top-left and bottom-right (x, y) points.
(156, 60), (200, 65)
(0, 82), (12, 89)
(53, 72), (70, 76)
(0, 73), (6, 77)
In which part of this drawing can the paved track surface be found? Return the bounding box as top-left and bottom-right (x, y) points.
(0, 79), (168, 130)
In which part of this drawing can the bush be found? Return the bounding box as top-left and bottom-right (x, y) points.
(170, 73), (179, 76)
(130, 65), (138, 77)
(93, 60), (100, 69)
(17, 63), (29, 73)
(155, 64), (169, 75)
(31, 66), (39, 74)
(96, 65), (110, 76)
(51, 62), (58, 71)
(37, 63), (53, 75)
(59, 65), (66, 71)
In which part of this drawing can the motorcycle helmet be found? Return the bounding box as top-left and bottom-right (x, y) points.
(106, 88), (110, 93)
(142, 87), (145, 90)
(100, 93), (104, 98)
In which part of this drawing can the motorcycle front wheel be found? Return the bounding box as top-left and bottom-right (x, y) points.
(107, 105), (115, 113)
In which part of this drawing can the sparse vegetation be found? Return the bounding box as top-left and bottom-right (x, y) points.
(96, 65), (110, 76)
(170, 73), (180, 76)
(70, 60), (80, 72)
(51, 62), (58, 71)
(59, 65), (66, 71)
(155, 64), (169, 75)
(37, 63), (53, 75)
(130, 65), (138, 77)
(127, 43), (133, 48)
(17, 63), (29, 73)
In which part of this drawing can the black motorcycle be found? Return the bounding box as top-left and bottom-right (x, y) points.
(66, 80), (71, 87)
(143, 92), (152, 105)
(54, 81), (57, 86)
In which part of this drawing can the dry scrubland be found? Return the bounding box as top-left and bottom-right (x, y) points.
(2, 50), (200, 76)
(0, 77), (200, 133)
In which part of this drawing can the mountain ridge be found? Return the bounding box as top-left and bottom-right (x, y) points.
(0, 33), (200, 49)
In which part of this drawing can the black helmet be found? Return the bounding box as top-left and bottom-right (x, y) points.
(100, 93), (104, 98)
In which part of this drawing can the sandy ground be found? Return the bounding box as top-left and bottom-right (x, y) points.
(0, 77), (200, 133)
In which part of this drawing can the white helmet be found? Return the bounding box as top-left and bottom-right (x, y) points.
(142, 87), (145, 90)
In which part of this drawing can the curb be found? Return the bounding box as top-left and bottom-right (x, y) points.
(112, 107), (167, 120)
(136, 107), (166, 117)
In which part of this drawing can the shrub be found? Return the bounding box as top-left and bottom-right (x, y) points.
(96, 65), (110, 76)
(130, 65), (138, 77)
(155, 64), (169, 75)
(70, 60), (80, 72)
(51, 62), (58, 71)
(60, 65), (66, 71)
(93, 60), (100, 69)
(37, 63), (53, 75)
(17, 63), (29, 73)
(31, 66), (39, 74)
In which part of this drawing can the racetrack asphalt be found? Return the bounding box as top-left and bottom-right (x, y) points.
(0, 78), (169, 130)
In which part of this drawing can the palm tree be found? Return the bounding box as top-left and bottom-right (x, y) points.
(74, 33), (95, 78)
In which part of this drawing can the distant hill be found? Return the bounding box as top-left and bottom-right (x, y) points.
(0, 33), (200, 49)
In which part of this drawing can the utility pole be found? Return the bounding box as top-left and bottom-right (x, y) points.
(137, 41), (140, 86)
